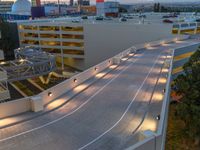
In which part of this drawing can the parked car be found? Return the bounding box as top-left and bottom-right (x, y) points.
(81, 16), (88, 19)
(196, 19), (200, 22)
(119, 17), (127, 22)
(96, 16), (104, 21)
(163, 19), (173, 23)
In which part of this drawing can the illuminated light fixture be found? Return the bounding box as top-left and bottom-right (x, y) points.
(109, 65), (117, 69)
(129, 53), (134, 56)
(48, 92), (53, 97)
(159, 78), (167, 84)
(0, 61), (5, 65)
(94, 67), (98, 71)
(74, 79), (78, 83)
(19, 59), (25, 62)
(121, 58), (128, 61)
(163, 89), (166, 93)
(156, 115), (160, 120)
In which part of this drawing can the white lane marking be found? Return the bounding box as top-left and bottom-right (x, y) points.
(78, 52), (163, 150)
(0, 53), (144, 142)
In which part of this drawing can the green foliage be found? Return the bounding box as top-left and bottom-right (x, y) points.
(0, 19), (15, 60)
(173, 47), (200, 146)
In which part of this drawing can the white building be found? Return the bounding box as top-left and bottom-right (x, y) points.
(16, 16), (175, 70)
(96, 0), (119, 17)
(11, 0), (31, 15)
(0, 1), (13, 13)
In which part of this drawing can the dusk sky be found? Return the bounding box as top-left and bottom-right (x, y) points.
(89, 0), (199, 4)
(73, 0), (199, 4)
(2, 0), (199, 4)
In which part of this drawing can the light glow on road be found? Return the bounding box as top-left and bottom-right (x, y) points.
(47, 98), (66, 109)
(167, 55), (172, 59)
(158, 60), (164, 64)
(141, 118), (157, 132)
(161, 42), (170, 46)
(73, 84), (88, 92)
(154, 92), (164, 101)
(0, 118), (19, 127)
(159, 77), (167, 84)
(109, 65), (118, 69)
(162, 68), (169, 73)
(0, 61), (6, 65)
(129, 53), (134, 56)
(121, 57), (128, 61)
(47, 99), (78, 112)
(95, 72), (106, 78)
(145, 44), (155, 50)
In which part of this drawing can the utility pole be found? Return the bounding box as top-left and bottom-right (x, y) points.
(58, 0), (61, 15)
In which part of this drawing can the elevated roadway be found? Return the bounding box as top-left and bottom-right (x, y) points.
(0, 40), (198, 150)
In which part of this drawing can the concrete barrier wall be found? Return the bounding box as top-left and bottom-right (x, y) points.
(126, 47), (175, 150)
(0, 36), (187, 118)
(40, 58), (114, 105)
(173, 42), (200, 79)
(126, 136), (155, 150)
(0, 97), (31, 118)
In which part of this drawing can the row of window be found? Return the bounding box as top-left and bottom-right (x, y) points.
(21, 33), (84, 40)
(21, 40), (84, 47)
(42, 48), (84, 55)
(19, 25), (83, 32)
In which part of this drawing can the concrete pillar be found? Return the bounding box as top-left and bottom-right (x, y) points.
(31, 96), (44, 112)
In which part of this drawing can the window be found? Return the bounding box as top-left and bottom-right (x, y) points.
(63, 49), (84, 55)
(40, 34), (60, 38)
(39, 26), (59, 31)
(62, 34), (84, 39)
(41, 41), (60, 46)
(21, 40), (39, 45)
(62, 42), (84, 47)
(62, 26), (83, 32)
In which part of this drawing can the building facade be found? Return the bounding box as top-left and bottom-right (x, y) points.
(96, 0), (119, 17)
(0, 1), (13, 13)
(17, 17), (174, 70)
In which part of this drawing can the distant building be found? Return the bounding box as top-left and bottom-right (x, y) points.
(0, 1), (13, 13)
(16, 17), (174, 70)
(78, 0), (90, 6)
(81, 6), (96, 15)
(11, 0), (32, 15)
(96, 0), (119, 17)
(31, 0), (41, 6)
(69, 0), (74, 6)
(0, 0), (31, 21)
(96, 0), (104, 16)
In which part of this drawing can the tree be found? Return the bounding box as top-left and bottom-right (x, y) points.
(0, 18), (15, 60)
(157, 3), (160, 12)
(173, 47), (200, 146)
(153, 3), (157, 12)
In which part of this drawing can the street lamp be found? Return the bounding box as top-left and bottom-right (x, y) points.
(48, 92), (53, 97)
(156, 115), (160, 120)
